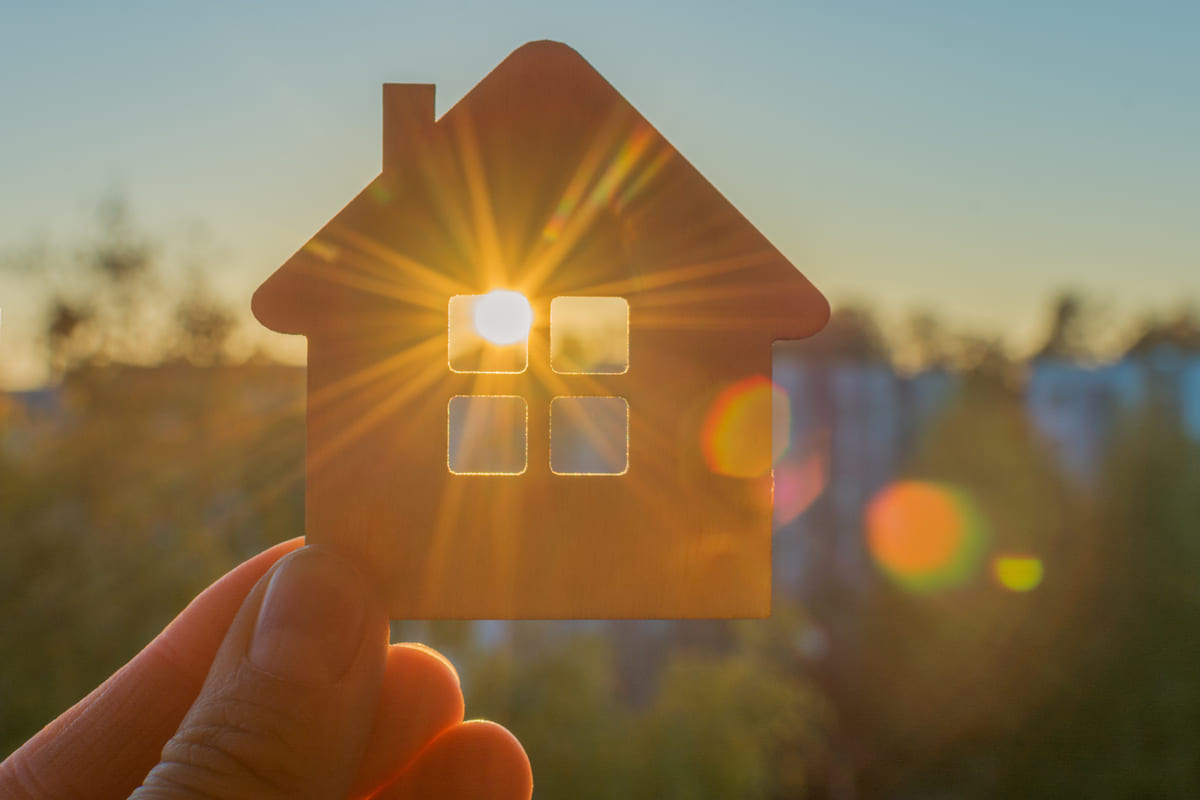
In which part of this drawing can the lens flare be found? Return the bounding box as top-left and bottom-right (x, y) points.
(866, 481), (987, 592)
(993, 555), (1044, 592)
(701, 376), (790, 478)
(472, 290), (533, 345)
(773, 449), (827, 526)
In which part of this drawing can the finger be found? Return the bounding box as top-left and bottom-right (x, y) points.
(0, 537), (304, 800)
(349, 643), (466, 799)
(132, 544), (390, 800)
(372, 720), (533, 800)
(152, 536), (308, 684)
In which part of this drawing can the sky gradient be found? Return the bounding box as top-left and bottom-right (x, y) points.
(1, 1), (1197, 387)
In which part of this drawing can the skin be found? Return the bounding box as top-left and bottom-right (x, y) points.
(0, 538), (533, 800)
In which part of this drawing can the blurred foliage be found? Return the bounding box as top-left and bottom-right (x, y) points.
(459, 616), (829, 800)
(829, 364), (1200, 797)
(1036, 293), (1099, 361)
(979, 415), (1200, 798)
(0, 364), (305, 753)
(790, 305), (891, 365)
(3, 207), (1200, 796)
(836, 362), (1082, 795)
(1, 198), (239, 378)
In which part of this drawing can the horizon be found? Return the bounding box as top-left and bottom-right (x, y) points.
(2, 1), (1198, 389)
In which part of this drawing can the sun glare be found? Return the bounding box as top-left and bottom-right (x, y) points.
(473, 290), (533, 345)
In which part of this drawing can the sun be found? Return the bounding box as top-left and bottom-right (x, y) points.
(473, 290), (533, 345)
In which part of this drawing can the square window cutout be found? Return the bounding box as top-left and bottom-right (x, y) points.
(550, 296), (628, 374)
(550, 396), (629, 475)
(448, 395), (527, 475)
(448, 292), (532, 373)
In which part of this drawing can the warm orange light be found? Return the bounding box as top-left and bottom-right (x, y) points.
(549, 296), (629, 374)
(866, 481), (987, 592)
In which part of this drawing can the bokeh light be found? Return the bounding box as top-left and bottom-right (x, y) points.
(701, 376), (791, 478)
(993, 555), (1044, 592)
(865, 481), (987, 592)
(473, 290), (533, 345)
(773, 449), (828, 526)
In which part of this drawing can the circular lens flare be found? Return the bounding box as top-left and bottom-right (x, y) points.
(701, 376), (791, 478)
(473, 290), (533, 345)
(866, 481), (987, 593)
(993, 555), (1043, 592)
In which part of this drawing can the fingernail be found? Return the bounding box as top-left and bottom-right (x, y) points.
(248, 547), (368, 686)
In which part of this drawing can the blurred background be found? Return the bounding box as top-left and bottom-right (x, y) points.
(2, 2), (1198, 797)
(3, 206), (1199, 797)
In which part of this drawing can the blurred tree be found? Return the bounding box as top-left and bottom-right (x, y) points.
(1034, 291), (1105, 362)
(45, 297), (91, 371)
(790, 305), (890, 364)
(0, 198), (243, 378)
(635, 652), (810, 799)
(42, 199), (163, 375)
(1124, 306), (1200, 358)
(0, 198), (298, 754)
(838, 359), (1081, 797)
(896, 310), (949, 372)
(894, 310), (1018, 380)
(978, 414), (1200, 798)
(0, 363), (306, 755)
(170, 273), (237, 366)
(460, 616), (828, 800)
(466, 630), (637, 800)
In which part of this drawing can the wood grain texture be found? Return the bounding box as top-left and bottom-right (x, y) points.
(252, 40), (829, 618)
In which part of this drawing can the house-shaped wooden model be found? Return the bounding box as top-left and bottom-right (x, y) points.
(253, 41), (828, 618)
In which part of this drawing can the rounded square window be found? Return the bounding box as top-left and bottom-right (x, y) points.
(448, 395), (527, 475)
(550, 396), (629, 475)
(550, 296), (629, 374)
(449, 292), (532, 373)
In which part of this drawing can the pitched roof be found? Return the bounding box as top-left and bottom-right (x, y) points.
(253, 40), (827, 338)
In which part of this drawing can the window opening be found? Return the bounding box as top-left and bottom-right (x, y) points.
(448, 291), (532, 373)
(448, 395), (527, 474)
(550, 396), (629, 475)
(550, 296), (628, 374)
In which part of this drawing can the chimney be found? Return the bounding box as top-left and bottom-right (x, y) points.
(382, 83), (435, 174)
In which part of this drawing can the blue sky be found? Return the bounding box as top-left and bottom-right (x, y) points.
(1, 1), (1197, 386)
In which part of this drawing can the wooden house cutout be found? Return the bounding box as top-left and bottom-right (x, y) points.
(253, 41), (828, 618)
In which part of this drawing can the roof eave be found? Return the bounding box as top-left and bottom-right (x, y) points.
(251, 252), (315, 335)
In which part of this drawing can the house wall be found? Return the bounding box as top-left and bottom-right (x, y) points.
(304, 323), (781, 618)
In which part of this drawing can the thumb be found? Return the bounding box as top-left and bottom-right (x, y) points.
(131, 545), (389, 800)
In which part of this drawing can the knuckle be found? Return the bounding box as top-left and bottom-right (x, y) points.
(137, 695), (311, 800)
(1, 752), (60, 800)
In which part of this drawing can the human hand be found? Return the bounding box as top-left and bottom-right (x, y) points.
(0, 538), (532, 799)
